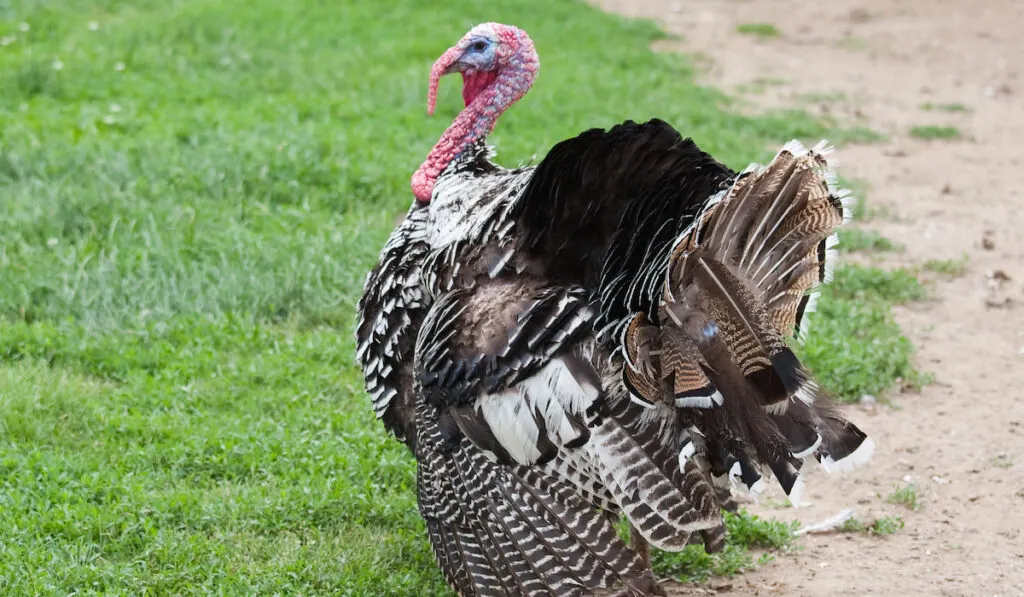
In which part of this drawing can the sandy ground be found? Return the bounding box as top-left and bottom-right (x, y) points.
(587, 1), (1024, 595)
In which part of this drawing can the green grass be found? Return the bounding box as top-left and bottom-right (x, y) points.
(736, 23), (782, 39)
(886, 483), (922, 511)
(800, 266), (929, 400)
(651, 512), (796, 582)
(919, 255), (969, 278)
(836, 35), (869, 51)
(799, 91), (847, 103)
(0, 0), (923, 594)
(839, 515), (905, 535)
(827, 125), (886, 145)
(840, 227), (904, 253)
(909, 125), (962, 140)
(839, 179), (872, 223)
(735, 76), (787, 94)
(921, 102), (969, 113)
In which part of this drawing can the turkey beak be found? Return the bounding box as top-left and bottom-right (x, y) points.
(427, 45), (469, 116)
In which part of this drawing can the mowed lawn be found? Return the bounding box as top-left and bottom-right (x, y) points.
(0, 0), (922, 595)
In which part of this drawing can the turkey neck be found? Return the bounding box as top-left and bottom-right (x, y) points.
(412, 51), (537, 203)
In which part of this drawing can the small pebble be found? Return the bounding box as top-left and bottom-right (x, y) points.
(849, 8), (871, 23)
(988, 269), (1011, 283)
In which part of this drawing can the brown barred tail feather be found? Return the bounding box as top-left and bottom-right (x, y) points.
(700, 139), (854, 342)
(620, 140), (872, 508)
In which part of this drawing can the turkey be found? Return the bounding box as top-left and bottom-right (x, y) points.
(355, 22), (874, 597)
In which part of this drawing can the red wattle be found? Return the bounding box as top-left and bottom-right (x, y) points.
(461, 71), (498, 107)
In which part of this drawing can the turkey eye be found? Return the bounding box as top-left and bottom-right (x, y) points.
(472, 41), (487, 51)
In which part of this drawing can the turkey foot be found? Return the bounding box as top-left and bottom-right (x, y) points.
(611, 571), (667, 597)
(610, 526), (667, 597)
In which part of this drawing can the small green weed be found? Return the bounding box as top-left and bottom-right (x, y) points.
(886, 484), (921, 511)
(736, 23), (782, 39)
(993, 454), (1014, 469)
(921, 102), (969, 113)
(651, 511), (796, 582)
(918, 255), (969, 278)
(799, 91), (847, 103)
(839, 516), (905, 535)
(836, 36), (869, 51)
(840, 228), (903, 253)
(871, 516), (906, 535)
(909, 125), (962, 140)
(735, 77), (787, 94)
(828, 125), (887, 145)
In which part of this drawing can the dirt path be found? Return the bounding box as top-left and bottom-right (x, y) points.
(589, 1), (1024, 595)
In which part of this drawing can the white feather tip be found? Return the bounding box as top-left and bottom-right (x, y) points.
(749, 477), (767, 498)
(791, 433), (824, 459)
(820, 437), (876, 474)
(787, 469), (808, 508)
(797, 291), (821, 343)
(794, 380), (819, 406)
(810, 139), (835, 157)
(675, 389), (724, 409)
(780, 139), (809, 157)
(677, 441), (697, 472)
(629, 393), (658, 410)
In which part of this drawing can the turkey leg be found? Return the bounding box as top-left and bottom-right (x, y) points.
(610, 525), (667, 597)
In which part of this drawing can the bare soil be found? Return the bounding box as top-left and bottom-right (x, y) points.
(589, 1), (1024, 595)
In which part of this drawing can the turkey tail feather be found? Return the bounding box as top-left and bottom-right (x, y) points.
(619, 140), (871, 507)
(701, 140), (854, 341)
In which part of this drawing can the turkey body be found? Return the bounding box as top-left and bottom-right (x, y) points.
(356, 119), (871, 596)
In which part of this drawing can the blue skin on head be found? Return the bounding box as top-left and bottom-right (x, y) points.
(459, 37), (497, 71)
